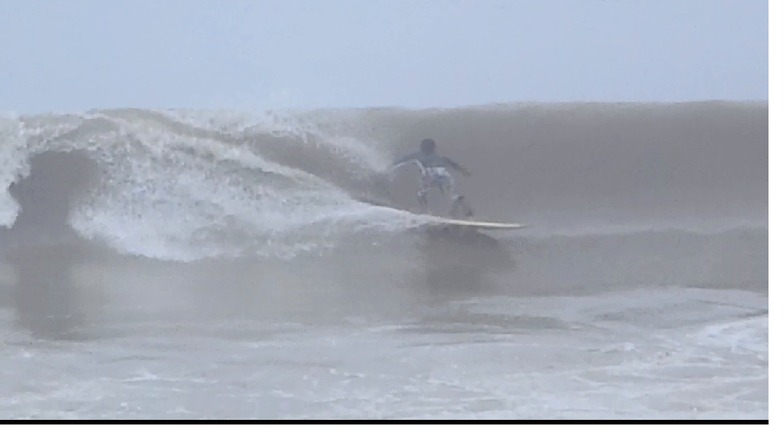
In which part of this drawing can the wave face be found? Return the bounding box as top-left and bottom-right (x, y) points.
(0, 102), (767, 265)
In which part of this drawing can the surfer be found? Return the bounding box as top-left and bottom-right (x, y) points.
(389, 138), (473, 217)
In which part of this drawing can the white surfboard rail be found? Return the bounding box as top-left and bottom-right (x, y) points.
(424, 216), (527, 230)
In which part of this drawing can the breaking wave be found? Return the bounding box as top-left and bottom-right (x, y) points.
(0, 101), (767, 264)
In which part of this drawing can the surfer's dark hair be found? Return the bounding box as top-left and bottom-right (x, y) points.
(420, 138), (436, 154)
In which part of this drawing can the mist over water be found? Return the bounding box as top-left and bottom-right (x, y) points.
(0, 101), (767, 419)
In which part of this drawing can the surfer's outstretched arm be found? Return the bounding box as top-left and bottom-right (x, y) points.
(389, 152), (420, 171)
(444, 157), (471, 176)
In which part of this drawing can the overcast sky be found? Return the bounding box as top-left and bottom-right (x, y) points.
(0, 0), (768, 113)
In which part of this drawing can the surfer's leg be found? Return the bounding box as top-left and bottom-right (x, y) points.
(417, 177), (432, 213)
(449, 195), (466, 217)
(417, 192), (428, 212)
(443, 174), (470, 218)
(452, 196), (474, 218)
(448, 194), (473, 218)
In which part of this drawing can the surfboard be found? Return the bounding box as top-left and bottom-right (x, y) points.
(352, 195), (526, 230)
(423, 216), (527, 230)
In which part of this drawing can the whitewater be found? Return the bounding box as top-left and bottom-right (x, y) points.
(0, 101), (767, 419)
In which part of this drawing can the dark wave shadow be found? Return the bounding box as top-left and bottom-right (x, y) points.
(1, 150), (102, 339)
(414, 227), (517, 300)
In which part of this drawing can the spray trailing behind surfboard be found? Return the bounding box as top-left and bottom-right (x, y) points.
(0, 109), (434, 261)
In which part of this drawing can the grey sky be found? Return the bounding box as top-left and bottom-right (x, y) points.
(0, 0), (768, 113)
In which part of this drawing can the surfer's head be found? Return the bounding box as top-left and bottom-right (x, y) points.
(420, 138), (436, 155)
